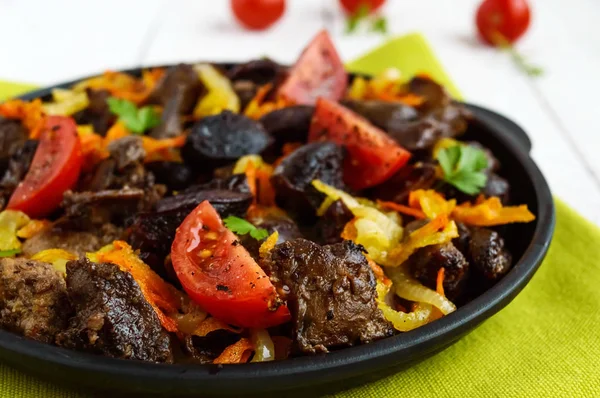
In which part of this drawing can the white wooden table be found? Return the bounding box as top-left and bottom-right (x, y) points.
(1, 0), (599, 224)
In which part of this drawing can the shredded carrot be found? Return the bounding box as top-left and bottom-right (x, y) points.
(377, 200), (426, 219)
(104, 122), (130, 142)
(408, 189), (456, 219)
(244, 83), (289, 119)
(436, 268), (445, 296)
(75, 70), (162, 105)
(378, 92), (425, 106)
(340, 218), (358, 241)
(192, 317), (241, 337)
(388, 215), (459, 266)
(16, 219), (51, 239)
(256, 168), (276, 206)
(96, 241), (183, 332)
(141, 135), (186, 163)
(0, 98), (46, 138)
(366, 256), (391, 286)
(213, 338), (254, 364)
(452, 196), (535, 226)
(259, 231), (279, 259)
(245, 161), (258, 201)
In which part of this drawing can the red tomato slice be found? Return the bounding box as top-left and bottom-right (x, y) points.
(308, 97), (411, 190)
(171, 201), (290, 329)
(7, 116), (82, 218)
(277, 30), (347, 105)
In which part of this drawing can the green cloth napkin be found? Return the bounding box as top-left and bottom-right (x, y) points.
(1, 34), (599, 398)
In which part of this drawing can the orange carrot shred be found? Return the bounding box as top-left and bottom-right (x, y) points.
(436, 267), (445, 297)
(192, 317), (241, 337)
(377, 200), (426, 219)
(16, 219), (51, 239)
(213, 338), (254, 364)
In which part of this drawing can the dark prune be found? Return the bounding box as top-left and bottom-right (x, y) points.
(271, 142), (345, 221)
(239, 210), (303, 259)
(468, 227), (512, 281)
(482, 173), (510, 204)
(259, 105), (314, 147)
(315, 199), (353, 245)
(407, 241), (469, 301)
(146, 161), (195, 191)
(227, 58), (285, 85)
(341, 99), (419, 132)
(368, 163), (437, 204)
(232, 80), (257, 111)
(156, 189), (252, 218)
(182, 111), (272, 171)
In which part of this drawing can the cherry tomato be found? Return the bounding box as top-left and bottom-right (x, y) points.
(308, 98), (411, 190)
(339, 0), (386, 15)
(231, 0), (285, 31)
(476, 0), (531, 45)
(277, 30), (347, 106)
(7, 116), (82, 218)
(171, 201), (290, 329)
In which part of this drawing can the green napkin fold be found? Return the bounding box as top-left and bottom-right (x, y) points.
(1, 34), (599, 398)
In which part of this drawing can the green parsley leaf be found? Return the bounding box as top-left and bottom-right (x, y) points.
(345, 4), (370, 34)
(107, 97), (161, 134)
(436, 144), (489, 195)
(223, 216), (269, 241)
(370, 16), (388, 34)
(0, 248), (21, 258)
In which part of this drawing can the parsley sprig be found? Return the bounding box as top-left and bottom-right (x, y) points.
(345, 3), (388, 35)
(107, 97), (161, 134)
(437, 144), (489, 195)
(223, 216), (269, 241)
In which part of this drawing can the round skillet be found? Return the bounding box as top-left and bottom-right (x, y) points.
(0, 66), (555, 397)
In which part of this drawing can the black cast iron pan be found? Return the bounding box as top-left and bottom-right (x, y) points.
(0, 66), (555, 397)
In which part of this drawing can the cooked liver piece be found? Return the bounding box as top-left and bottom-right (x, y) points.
(57, 258), (173, 363)
(266, 239), (393, 354)
(0, 258), (70, 343)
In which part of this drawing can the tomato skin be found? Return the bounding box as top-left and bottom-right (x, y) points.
(277, 30), (347, 106)
(171, 201), (290, 329)
(308, 98), (411, 191)
(476, 0), (531, 45)
(231, 0), (285, 31)
(339, 0), (385, 15)
(7, 116), (82, 218)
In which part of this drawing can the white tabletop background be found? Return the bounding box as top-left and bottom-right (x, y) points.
(1, 0), (599, 225)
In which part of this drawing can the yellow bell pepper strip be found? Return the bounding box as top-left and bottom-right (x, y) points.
(408, 189), (456, 219)
(193, 64), (240, 118)
(375, 281), (436, 332)
(16, 219), (51, 239)
(31, 249), (77, 275)
(0, 210), (30, 251)
(386, 214), (459, 267)
(42, 89), (89, 116)
(250, 329), (275, 362)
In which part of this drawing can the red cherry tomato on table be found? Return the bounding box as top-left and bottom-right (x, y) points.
(231, 0), (285, 31)
(171, 201), (290, 329)
(308, 98), (411, 190)
(476, 0), (531, 45)
(7, 116), (82, 218)
(277, 30), (347, 106)
(339, 0), (386, 15)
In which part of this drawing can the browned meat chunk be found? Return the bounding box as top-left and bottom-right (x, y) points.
(0, 258), (71, 343)
(468, 227), (512, 281)
(407, 242), (469, 300)
(0, 117), (27, 163)
(57, 258), (173, 363)
(22, 224), (122, 257)
(0, 140), (37, 209)
(368, 163), (437, 204)
(73, 89), (115, 136)
(266, 239), (393, 354)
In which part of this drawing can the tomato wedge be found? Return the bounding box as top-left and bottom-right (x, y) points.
(171, 201), (290, 329)
(308, 97), (411, 190)
(277, 30), (347, 105)
(7, 116), (82, 218)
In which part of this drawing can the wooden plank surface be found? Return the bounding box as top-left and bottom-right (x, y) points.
(0, 0), (598, 224)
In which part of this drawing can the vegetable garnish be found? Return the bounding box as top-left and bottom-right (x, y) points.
(345, 3), (388, 35)
(453, 195), (535, 226)
(223, 216), (269, 240)
(107, 97), (161, 134)
(436, 268), (445, 296)
(0, 98), (46, 138)
(408, 190), (456, 219)
(0, 248), (21, 258)
(213, 338), (254, 364)
(436, 144), (489, 195)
